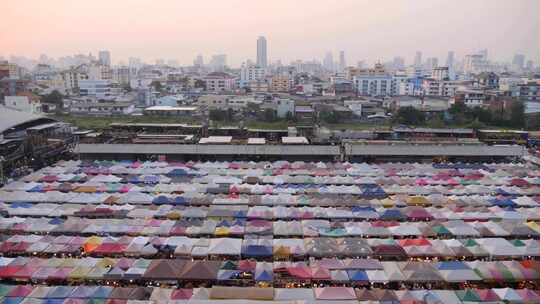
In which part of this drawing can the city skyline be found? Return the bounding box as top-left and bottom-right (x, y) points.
(2, 0), (540, 66)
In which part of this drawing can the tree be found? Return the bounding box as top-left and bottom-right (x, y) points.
(262, 109), (277, 122)
(42, 90), (63, 105)
(394, 106), (426, 125)
(285, 111), (294, 122)
(194, 79), (206, 90)
(320, 111), (339, 124)
(508, 100), (525, 128)
(209, 109), (227, 121)
(150, 80), (163, 92)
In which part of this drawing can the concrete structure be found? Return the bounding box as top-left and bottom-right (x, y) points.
(143, 106), (197, 116)
(275, 98), (295, 118)
(344, 141), (524, 158)
(69, 101), (135, 115)
(256, 36), (268, 68)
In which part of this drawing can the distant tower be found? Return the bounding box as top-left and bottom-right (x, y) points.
(479, 49), (488, 61)
(446, 51), (455, 68)
(414, 51), (422, 67)
(339, 51), (346, 72)
(98, 50), (111, 66)
(256, 36), (268, 68)
(323, 52), (334, 71)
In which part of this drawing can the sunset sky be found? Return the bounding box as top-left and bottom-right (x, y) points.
(2, 0), (539, 66)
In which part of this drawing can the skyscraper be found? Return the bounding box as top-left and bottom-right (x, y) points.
(323, 52), (334, 71)
(446, 51), (455, 68)
(98, 50), (111, 66)
(194, 54), (204, 67)
(414, 51), (422, 67)
(256, 36), (267, 68)
(479, 49), (488, 61)
(339, 51), (346, 71)
(210, 54), (227, 71)
(512, 54), (525, 70)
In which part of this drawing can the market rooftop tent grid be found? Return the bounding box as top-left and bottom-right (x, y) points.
(1, 160), (540, 302)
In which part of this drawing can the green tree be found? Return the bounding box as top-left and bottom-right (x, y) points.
(209, 109), (227, 121)
(150, 80), (163, 92)
(285, 111), (294, 122)
(394, 106), (426, 125)
(194, 79), (206, 90)
(42, 90), (63, 105)
(320, 111), (339, 124)
(508, 100), (525, 128)
(262, 109), (277, 122)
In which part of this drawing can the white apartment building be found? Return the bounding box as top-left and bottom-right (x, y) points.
(112, 66), (130, 85)
(88, 64), (112, 80)
(352, 64), (393, 96)
(79, 80), (112, 98)
(203, 72), (235, 92)
(422, 79), (462, 97)
(240, 63), (266, 88)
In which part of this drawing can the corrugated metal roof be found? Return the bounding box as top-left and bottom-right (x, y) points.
(0, 106), (54, 134)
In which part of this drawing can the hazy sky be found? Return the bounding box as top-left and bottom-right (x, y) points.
(2, 0), (539, 66)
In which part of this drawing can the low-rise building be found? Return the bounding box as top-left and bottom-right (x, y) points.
(203, 72), (235, 92)
(518, 81), (540, 102)
(69, 101), (135, 115)
(270, 75), (291, 92)
(4, 92), (42, 114)
(143, 106), (198, 116)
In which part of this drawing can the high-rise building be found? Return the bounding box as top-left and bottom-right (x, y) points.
(210, 54), (227, 72)
(446, 51), (455, 68)
(98, 50), (111, 66)
(194, 54), (204, 67)
(526, 60), (534, 70)
(512, 54), (525, 70)
(323, 52), (334, 71)
(256, 36), (268, 68)
(479, 49), (488, 61)
(425, 57), (438, 71)
(392, 56), (405, 70)
(414, 51), (422, 67)
(339, 51), (346, 72)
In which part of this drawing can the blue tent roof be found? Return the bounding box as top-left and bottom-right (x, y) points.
(46, 286), (74, 299)
(11, 202), (32, 208)
(48, 218), (64, 225)
(28, 185), (44, 193)
(217, 270), (240, 280)
(437, 261), (470, 270)
(172, 197), (187, 205)
(2, 298), (24, 304)
(167, 169), (188, 176)
(380, 209), (406, 220)
(255, 269), (273, 281)
(91, 286), (113, 299)
(152, 195), (171, 205)
(347, 270), (369, 281)
(242, 245), (273, 257)
(489, 198), (517, 207)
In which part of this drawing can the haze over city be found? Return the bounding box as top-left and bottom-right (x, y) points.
(2, 0), (540, 66)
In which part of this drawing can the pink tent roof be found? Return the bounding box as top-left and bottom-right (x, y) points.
(314, 287), (356, 300)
